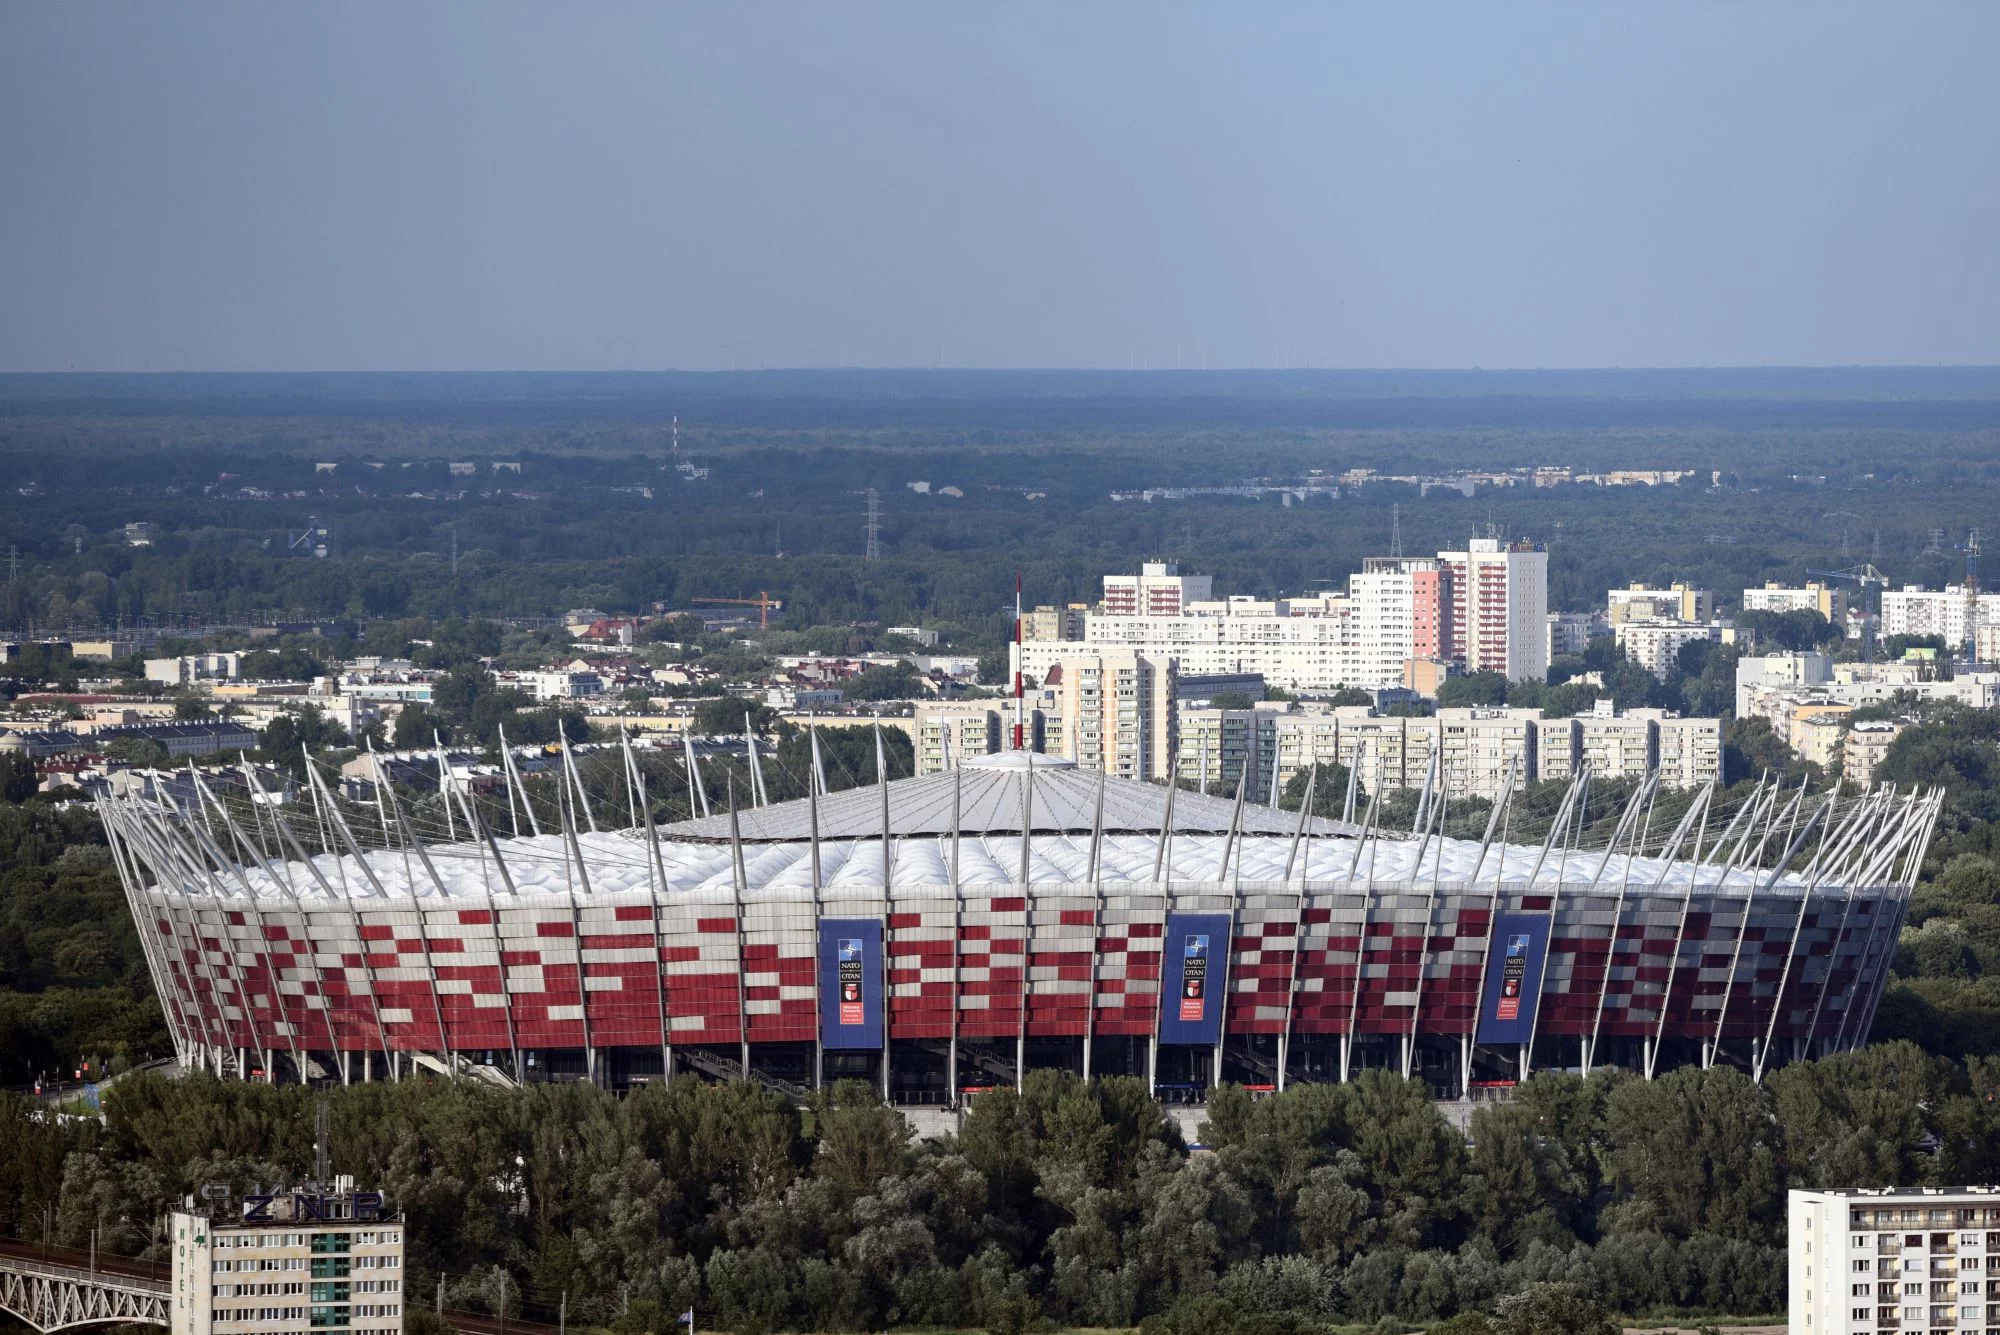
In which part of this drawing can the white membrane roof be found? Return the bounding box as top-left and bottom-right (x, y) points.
(144, 826), (1827, 904)
(661, 752), (1358, 842)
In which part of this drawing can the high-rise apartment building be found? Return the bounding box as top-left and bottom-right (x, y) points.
(1742, 580), (1847, 623)
(1021, 550), (1542, 695)
(1021, 604), (1089, 642)
(913, 701), (1004, 775)
(1607, 582), (1714, 625)
(1881, 586), (2000, 652)
(1101, 563), (1212, 617)
(1438, 539), (1549, 682)
(1044, 650), (1177, 781)
(1789, 1186), (2000, 1335)
(171, 1181), (402, 1335)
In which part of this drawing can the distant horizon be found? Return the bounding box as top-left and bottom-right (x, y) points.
(4, 6), (1996, 372)
(6, 363), (2000, 378)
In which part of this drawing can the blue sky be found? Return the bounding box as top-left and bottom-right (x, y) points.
(2, 4), (1995, 371)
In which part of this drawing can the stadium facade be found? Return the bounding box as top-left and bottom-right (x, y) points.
(97, 747), (1939, 1099)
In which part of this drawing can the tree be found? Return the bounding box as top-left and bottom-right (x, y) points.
(172, 696), (216, 721)
(1205, 690), (1258, 711)
(1602, 1065), (1782, 1240)
(692, 697), (777, 736)
(1437, 673), (1508, 708)
(394, 705), (450, 750)
(103, 738), (170, 769)
(0, 753), (37, 804)
(238, 647), (327, 681)
(844, 660), (925, 702)
(261, 706), (351, 765)
(1492, 1282), (1618, 1335)
(1278, 762), (1354, 819)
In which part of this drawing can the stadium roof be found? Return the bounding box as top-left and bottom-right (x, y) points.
(657, 750), (1361, 844)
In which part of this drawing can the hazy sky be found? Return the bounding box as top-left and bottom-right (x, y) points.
(2, 4), (1997, 372)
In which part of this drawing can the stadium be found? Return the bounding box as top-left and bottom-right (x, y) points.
(98, 744), (1938, 1101)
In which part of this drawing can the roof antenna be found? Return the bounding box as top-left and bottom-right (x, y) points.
(313, 1097), (331, 1187)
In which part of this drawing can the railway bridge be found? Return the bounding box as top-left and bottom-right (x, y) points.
(0, 1246), (168, 1333)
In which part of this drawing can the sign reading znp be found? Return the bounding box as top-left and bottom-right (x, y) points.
(818, 918), (884, 1049)
(243, 1190), (384, 1222)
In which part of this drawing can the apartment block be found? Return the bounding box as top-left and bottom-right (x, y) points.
(1607, 582), (1714, 625)
(1044, 649), (1176, 781)
(1614, 619), (1733, 679)
(1735, 652), (1835, 718)
(171, 1181), (403, 1335)
(1176, 707), (1268, 798)
(1788, 1186), (2000, 1335)
(1021, 604), (1089, 642)
(1438, 539), (1548, 682)
(145, 652), (245, 686)
(1742, 580), (1848, 623)
(1651, 713), (1724, 789)
(1547, 611), (1604, 660)
(914, 701), (1004, 775)
(1844, 719), (1909, 786)
(1435, 707), (1536, 799)
(1881, 586), (2000, 650)
(1102, 562), (1212, 616)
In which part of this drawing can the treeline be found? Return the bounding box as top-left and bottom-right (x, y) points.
(4, 1044), (1995, 1331)
(0, 802), (171, 1083)
(5, 398), (2000, 637)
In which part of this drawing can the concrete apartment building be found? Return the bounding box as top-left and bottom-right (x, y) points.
(1547, 610), (1604, 660)
(1844, 718), (1909, 786)
(170, 1180), (403, 1335)
(1022, 549), (1547, 694)
(1606, 582), (1714, 625)
(1021, 604), (1089, 642)
(913, 701), (1002, 775)
(146, 652), (245, 686)
(1535, 704), (1723, 789)
(1614, 618), (1734, 679)
(1743, 580), (1848, 622)
(1736, 652), (1835, 717)
(916, 652), (1175, 781)
(1788, 1185), (2000, 1335)
(1882, 585), (2000, 651)
(1101, 562), (1212, 617)
(1044, 650), (1176, 781)
(1022, 598), (1365, 694)
(1438, 538), (1548, 682)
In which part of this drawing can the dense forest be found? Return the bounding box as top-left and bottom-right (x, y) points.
(6, 1045), (1995, 1333)
(3, 369), (2000, 639)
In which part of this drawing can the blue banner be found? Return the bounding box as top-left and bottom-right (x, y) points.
(818, 919), (884, 1050)
(1157, 913), (1231, 1046)
(1476, 913), (1550, 1046)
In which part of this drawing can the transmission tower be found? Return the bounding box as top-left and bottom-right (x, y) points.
(1924, 528), (1945, 556)
(1965, 527), (1983, 666)
(864, 488), (881, 561)
(1389, 503), (1402, 559)
(5, 546), (17, 584)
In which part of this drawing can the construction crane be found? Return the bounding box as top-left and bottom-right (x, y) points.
(692, 592), (784, 630)
(1807, 563), (1890, 661)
